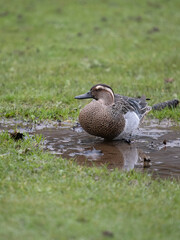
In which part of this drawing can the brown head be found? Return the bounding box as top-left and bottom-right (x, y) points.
(75, 84), (115, 105)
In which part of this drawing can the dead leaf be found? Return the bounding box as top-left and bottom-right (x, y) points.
(102, 231), (114, 238)
(164, 78), (174, 83)
(10, 131), (24, 141)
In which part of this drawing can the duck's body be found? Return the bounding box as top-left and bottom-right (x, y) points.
(75, 84), (151, 140)
(79, 99), (125, 139)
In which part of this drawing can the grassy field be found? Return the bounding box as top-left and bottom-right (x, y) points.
(0, 0), (179, 121)
(0, 0), (180, 239)
(0, 132), (180, 240)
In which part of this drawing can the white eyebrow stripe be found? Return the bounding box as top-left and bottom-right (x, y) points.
(95, 85), (114, 102)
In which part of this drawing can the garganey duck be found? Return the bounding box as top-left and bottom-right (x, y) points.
(75, 84), (151, 140)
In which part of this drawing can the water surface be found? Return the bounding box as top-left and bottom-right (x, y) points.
(0, 119), (180, 178)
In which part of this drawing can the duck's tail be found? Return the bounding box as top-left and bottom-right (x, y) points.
(152, 99), (179, 111)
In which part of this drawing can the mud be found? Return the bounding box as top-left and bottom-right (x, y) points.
(0, 119), (180, 178)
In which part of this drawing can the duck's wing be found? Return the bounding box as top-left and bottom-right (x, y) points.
(114, 94), (151, 119)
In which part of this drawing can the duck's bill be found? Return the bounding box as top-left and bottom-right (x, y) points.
(75, 91), (93, 99)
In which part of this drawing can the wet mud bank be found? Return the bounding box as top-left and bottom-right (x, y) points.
(0, 119), (180, 178)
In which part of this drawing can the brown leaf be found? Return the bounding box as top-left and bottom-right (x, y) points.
(102, 231), (114, 238)
(164, 78), (174, 83)
(10, 131), (24, 141)
(147, 27), (160, 34)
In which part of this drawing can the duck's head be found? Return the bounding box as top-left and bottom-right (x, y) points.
(75, 84), (115, 105)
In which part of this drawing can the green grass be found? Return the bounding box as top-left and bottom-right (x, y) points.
(0, 132), (180, 240)
(0, 0), (180, 239)
(0, 0), (179, 121)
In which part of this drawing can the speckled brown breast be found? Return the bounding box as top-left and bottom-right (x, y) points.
(79, 101), (125, 139)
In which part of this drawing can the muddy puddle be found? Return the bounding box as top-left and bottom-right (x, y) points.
(0, 119), (180, 178)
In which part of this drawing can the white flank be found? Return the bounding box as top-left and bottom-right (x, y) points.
(118, 111), (140, 139)
(124, 111), (140, 134)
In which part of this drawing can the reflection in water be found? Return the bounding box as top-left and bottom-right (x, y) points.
(40, 127), (143, 171)
(75, 142), (140, 171)
(0, 119), (180, 178)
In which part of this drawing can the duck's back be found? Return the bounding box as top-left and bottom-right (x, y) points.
(114, 94), (151, 120)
